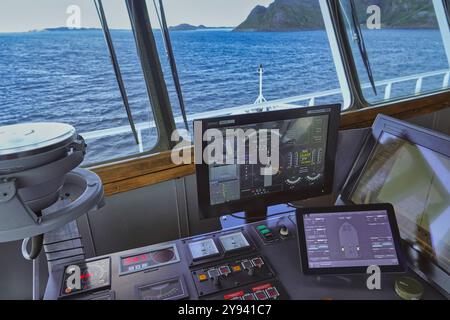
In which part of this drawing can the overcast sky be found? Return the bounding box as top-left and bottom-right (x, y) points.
(0, 0), (273, 32)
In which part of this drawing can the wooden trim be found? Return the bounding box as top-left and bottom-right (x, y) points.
(91, 92), (450, 196)
(341, 92), (450, 129)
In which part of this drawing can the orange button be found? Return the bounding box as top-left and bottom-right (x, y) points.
(198, 274), (208, 282)
(232, 265), (242, 272)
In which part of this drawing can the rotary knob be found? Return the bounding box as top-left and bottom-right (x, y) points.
(279, 225), (289, 237)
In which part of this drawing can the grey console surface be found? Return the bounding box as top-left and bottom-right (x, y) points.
(44, 212), (446, 301)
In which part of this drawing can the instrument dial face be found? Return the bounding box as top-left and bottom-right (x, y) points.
(137, 277), (188, 300)
(188, 238), (220, 261)
(219, 232), (251, 253)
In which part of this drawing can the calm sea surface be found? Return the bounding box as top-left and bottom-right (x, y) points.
(0, 29), (447, 164)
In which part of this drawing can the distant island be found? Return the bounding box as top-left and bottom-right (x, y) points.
(234, 0), (437, 32)
(169, 24), (230, 31)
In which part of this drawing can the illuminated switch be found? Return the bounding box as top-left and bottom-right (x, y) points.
(243, 293), (255, 301)
(252, 257), (264, 268)
(260, 229), (271, 235)
(254, 290), (268, 301)
(219, 266), (231, 276)
(265, 287), (280, 299)
(257, 225), (268, 231)
(198, 274), (208, 282)
(231, 265), (242, 272)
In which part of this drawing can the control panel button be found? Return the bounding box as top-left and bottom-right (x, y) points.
(231, 265), (242, 272)
(254, 290), (268, 300)
(198, 274), (208, 282)
(243, 293), (256, 300)
(266, 287), (280, 299)
(219, 266), (231, 276)
(257, 225), (268, 231)
(241, 260), (253, 270)
(252, 257), (264, 268)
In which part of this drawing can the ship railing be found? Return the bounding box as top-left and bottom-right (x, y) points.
(81, 69), (450, 153)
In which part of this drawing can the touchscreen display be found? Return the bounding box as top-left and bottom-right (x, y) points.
(303, 210), (400, 269)
(351, 132), (450, 275)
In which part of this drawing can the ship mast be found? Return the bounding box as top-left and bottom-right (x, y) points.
(254, 64), (267, 104)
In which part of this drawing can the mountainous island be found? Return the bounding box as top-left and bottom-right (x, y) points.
(234, 0), (437, 32)
(169, 24), (230, 31)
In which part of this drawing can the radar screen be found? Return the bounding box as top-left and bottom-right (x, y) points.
(60, 258), (111, 298)
(208, 115), (329, 205)
(350, 132), (450, 275)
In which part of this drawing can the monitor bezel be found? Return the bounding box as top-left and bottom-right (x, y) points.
(195, 104), (341, 219)
(340, 114), (450, 294)
(340, 114), (450, 203)
(296, 203), (407, 275)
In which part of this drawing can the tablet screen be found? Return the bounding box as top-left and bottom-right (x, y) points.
(299, 206), (404, 273)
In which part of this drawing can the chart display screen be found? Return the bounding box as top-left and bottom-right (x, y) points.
(302, 210), (400, 269)
(351, 132), (450, 274)
(208, 115), (329, 205)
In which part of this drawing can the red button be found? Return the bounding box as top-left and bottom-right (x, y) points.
(243, 293), (255, 300)
(254, 291), (268, 300)
(266, 287), (280, 299)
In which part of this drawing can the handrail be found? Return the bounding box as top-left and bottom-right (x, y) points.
(81, 69), (450, 152)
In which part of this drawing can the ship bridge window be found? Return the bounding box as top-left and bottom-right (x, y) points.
(147, 0), (347, 131)
(339, 0), (450, 104)
(0, 1), (158, 165)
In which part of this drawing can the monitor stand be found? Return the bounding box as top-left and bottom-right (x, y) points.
(243, 202), (269, 224)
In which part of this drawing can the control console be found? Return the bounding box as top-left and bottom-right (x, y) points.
(45, 212), (445, 301)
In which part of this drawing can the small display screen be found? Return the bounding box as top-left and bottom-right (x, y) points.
(351, 132), (450, 275)
(219, 232), (251, 253)
(122, 254), (151, 267)
(303, 210), (400, 269)
(208, 115), (330, 205)
(188, 238), (220, 261)
(120, 245), (180, 275)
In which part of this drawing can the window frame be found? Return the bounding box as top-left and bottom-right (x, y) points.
(85, 0), (450, 194)
(331, 0), (450, 109)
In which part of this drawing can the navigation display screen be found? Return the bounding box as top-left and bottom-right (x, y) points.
(303, 210), (400, 269)
(351, 132), (450, 275)
(208, 115), (329, 205)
